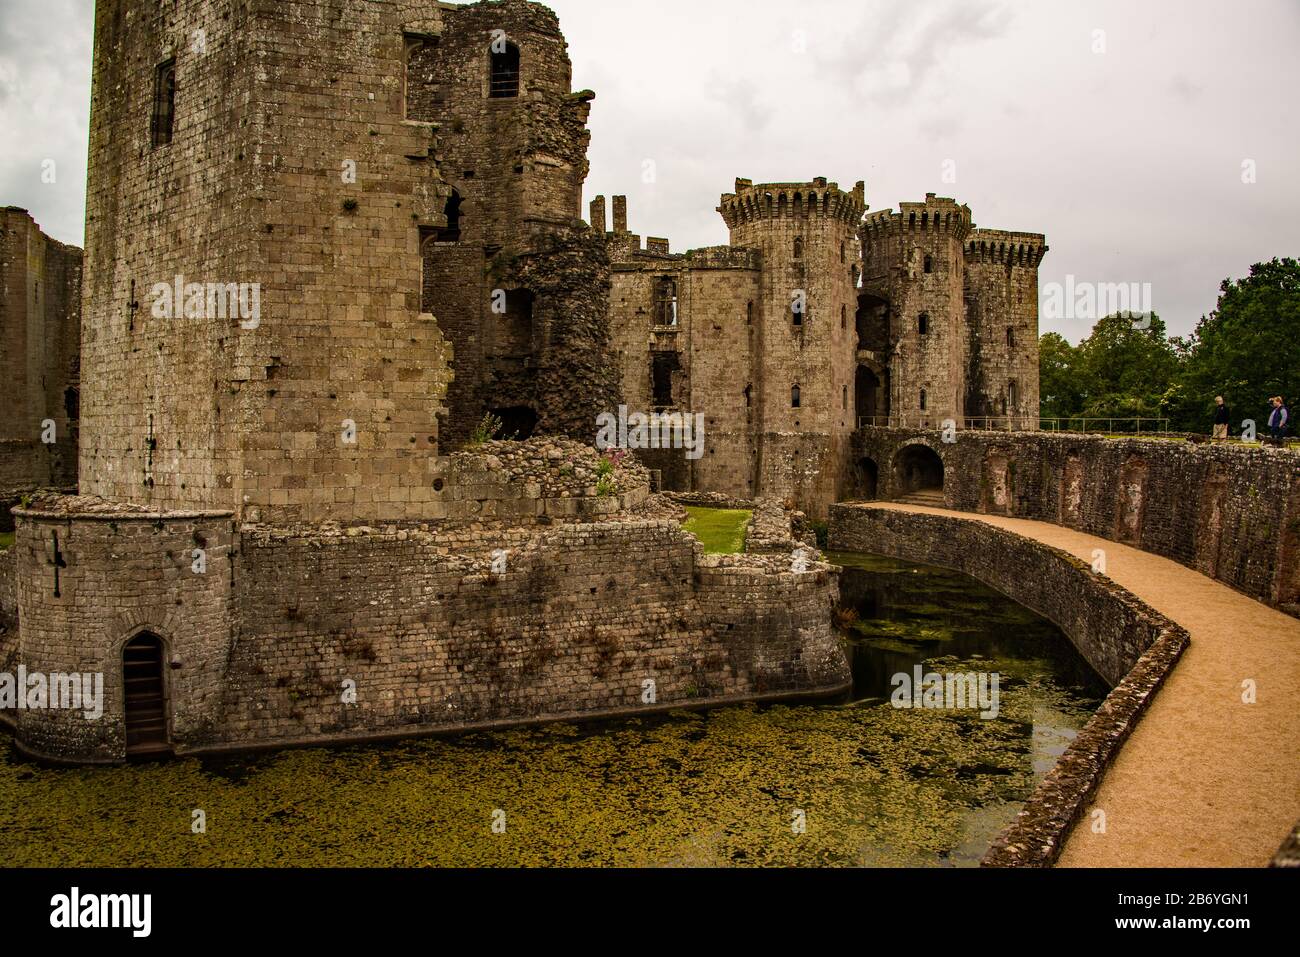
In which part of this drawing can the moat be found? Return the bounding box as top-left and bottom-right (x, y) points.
(0, 553), (1107, 867)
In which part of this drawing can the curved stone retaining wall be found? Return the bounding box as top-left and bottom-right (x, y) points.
(829, 503), (1188, 866)
(852, 428), (1300, 615)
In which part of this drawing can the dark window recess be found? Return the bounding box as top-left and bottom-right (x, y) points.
(151, 59), (176, 147)
(123, 632), (169, 757)
(653, 277), (677, 326)
(920, 389), (928, 411)
(793, 236), (804, 260)
(437, 189), (462, 242)
(489, 42), (520, 98)
(404, 35), (442, 122)
(491, 407), (537, 441)
(652, 352), (680, 407)
(494, 289), (534, 358)
(918, 312), (930, 335)
(924, 255), (933, 274)
(1006, 326), (1016, 349)
(791, 384), (801, 409)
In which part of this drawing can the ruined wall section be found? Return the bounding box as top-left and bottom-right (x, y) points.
(9, 460), (847, 761)
(0, 209), (81, 490)
(963, 229), (1046, 423)
(605, 214), (762, 496)
(860, 195), (971, 426)
(417, 0), (612, 445)
(513, 227), (621, 440)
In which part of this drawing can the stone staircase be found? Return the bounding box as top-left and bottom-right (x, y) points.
(892, 489), (946, 507)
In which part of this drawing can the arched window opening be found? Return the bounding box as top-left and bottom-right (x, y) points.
(918, 312), (930, 336)
(405, 34), (442, 121)
(489, 41), (520, 98)
(791, 384), (801, 409)
(919, 389), (928, 411)
(151, 59), (176, 148)
(840, 304), (846, 330)
(793, 236), (804, 260)
(653, 276), (678, 326)
(1008, 379), (1018, 411)
(1006, 326), (1016, 349)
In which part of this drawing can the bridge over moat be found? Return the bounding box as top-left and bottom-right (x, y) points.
(830, 501), (1300, 867)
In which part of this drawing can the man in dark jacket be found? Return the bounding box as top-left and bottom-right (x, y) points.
(1213, 396), (1230, 440)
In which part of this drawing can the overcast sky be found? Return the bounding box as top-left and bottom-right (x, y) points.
(2, 0), (1296, 342)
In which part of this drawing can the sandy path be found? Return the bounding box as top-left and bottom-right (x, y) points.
(869, 503), (1300, 867)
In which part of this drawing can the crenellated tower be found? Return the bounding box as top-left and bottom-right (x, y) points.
(860, 194), (973, 426)
(962, 229), (1049, 424)
(717, 177), (866, 510)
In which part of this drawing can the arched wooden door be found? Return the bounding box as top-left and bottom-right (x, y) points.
(122, 632), (169, 757)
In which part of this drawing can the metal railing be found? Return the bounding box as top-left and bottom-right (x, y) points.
(856, 415), (1173, 435)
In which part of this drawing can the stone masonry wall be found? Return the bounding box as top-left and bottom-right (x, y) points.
(9, 510), (846, 762)
(0, 208), (82, 490)
(8, 501), (235, 762)
(853, 427), (1300, 613)
(830, 504), (1170, 684)
(829, 503), (1190, 867)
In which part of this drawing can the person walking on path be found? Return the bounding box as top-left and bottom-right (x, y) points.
(1213, 396), (1230, 440)
(1267, 396), (1289, 447)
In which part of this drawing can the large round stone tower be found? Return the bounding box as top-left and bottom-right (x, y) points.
(717, 177), (866, 513)
(4, 0), (848, 765)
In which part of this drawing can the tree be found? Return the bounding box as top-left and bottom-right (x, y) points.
(1073, 312), (1180, 420)
(1175, 258), (1300, 434)
(1038, 332), (1081, 419)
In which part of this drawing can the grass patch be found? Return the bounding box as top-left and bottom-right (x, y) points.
(0, 532), (13, 551)
(682, 507), (751, 554)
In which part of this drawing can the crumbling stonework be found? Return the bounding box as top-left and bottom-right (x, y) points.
(5, 0), (848, 765)
(411, 0), (618, 446)
(601, 184), (1044, 518)
(9, 447), (847, 763)
(0, 208), (82, 496)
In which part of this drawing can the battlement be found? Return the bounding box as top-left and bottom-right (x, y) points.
(862, 193), (973, 241)
(965, 228), (1049, 267)
(718, 176), (866, 229)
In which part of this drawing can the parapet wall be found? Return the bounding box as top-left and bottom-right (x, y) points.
(8, 480), (848, 762)
(854, 428), (1300, 614)
(828, 503), (1188, 866)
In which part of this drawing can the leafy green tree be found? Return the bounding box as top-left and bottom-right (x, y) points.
(1174, 258), (1300, 434)
(1072, 312), (1180, 421)
(1038, 332), (1081, 419)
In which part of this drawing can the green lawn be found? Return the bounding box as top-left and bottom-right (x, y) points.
(682, 507), (751, 554)
(0, 531), (14, 551)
